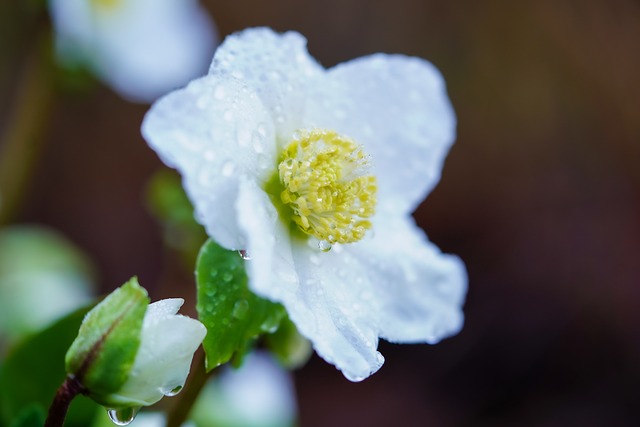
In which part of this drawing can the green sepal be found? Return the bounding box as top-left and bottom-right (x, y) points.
(196, 239), (286, 371)
(65, 277), (149, 403)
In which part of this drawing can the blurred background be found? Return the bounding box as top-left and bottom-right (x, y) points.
(1, 0), (639, 426)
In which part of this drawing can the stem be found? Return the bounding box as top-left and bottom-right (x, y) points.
(166, 349), (212, 427)
(44, 376), (85, 427)
(0, 32), (55, 225)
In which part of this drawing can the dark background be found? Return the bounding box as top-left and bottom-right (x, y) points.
(1, 1), (639, 426)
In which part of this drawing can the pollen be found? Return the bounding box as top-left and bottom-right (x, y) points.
(277, 129), (377, 245)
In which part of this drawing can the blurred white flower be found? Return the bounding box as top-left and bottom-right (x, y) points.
(142, 28), (467, 381)
(0, 225), (94, 345)
(107, 298), (206, 407)
(192, 351), (296, 427)
(48, 0), (218, 103)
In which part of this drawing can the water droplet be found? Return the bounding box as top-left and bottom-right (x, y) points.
(210, 269), (218, 278)
(204, 149), (216, 161)
(238, 249), (251, 260)
(257, 123), (267, 137)
(309, 254), (321, 265)
(164, 385), (183, 397)
(223, 110), (234, 121)
(236, 128), (251, 147)
(222, 272), (233, 282)
(107, 407), (139, 426)
(260, 314), (280, 333)
(232, 299), (249, 319)
(318, 240), (332, 252)
(221, 161), (236, 176)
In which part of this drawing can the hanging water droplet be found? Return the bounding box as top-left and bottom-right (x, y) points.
(107, 407), (140, 426)
(164, 385), (183, 397)
(318, 240), (332, 252)
(238, 249), (251, 260)
(232, 299), (249, 319)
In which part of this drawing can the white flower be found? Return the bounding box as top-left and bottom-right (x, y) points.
(142, 28), (467, 381)
(48, 0), (218, 103)
(107, 298), (206, 406)
(192, 351), (296, 427)
(0, 226), (94, 343)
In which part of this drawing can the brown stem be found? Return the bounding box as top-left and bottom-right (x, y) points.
(0, 32), (55, 225)
(44, 376), (85, 427)
(166, 349), (213, 427)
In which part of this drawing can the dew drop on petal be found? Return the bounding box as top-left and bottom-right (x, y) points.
(164, 385), (183, 397)
(107, 407), (140, 426)
(238, 249), (251, 260)
(318, 240), (332, 252)
(232, 299), (249, 319)
(221, 161), (236, 176)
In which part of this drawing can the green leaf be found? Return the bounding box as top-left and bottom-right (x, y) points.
(196, 240), (286, 371)
(7, 405), (44, 427)
(0, 307), (99, 427)
(65, 278), (149, 402)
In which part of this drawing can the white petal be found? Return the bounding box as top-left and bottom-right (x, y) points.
(50, 0), (218, 103)
(236, 177), (297, 301)
(201, 352), (297, 427)
(209, 27), (323, 141)
(112, 308), (206, 406)
(303, 54), (457, 214)
(144, 298), (183, 322)
(349, 214), (467, 343)
(142, 76), (277, 249)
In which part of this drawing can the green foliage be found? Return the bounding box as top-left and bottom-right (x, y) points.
(0, 307), (98, 427)
(146, 169), (207, 266)
(65, 278), (148, 404)
(196, 240), (286, 371)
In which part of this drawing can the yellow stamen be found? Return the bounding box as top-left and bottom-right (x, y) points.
(276, 129), (377, 245)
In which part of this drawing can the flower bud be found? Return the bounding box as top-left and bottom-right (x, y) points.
(64, 277), (206, 409)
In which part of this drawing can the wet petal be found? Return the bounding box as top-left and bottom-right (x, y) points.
(210, 27), (323, 141)
(142, 76), (276, 249)
(349, 214), (467, 343)
(236, 177), (297, 300)
(303, 54), (456, 215)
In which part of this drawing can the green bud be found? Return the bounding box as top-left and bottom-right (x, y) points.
(65, 277), (206, 409)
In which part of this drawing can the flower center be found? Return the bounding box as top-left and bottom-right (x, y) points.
(276, 129), (377, 245)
